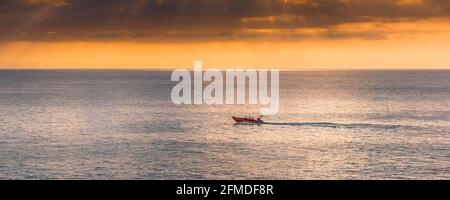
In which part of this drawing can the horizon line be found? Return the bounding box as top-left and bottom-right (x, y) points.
(0, 67), (450, 71)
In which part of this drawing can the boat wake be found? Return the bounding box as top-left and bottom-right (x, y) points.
(265, 122), (403, 130)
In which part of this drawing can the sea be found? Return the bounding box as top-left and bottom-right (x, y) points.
(0, 70), (449, 179)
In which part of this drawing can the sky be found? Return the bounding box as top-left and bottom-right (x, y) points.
(0, 0), (450, 69)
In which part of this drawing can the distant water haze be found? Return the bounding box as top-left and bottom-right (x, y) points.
(0, 70), (449, 179)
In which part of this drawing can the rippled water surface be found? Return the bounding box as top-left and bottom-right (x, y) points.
(0, 70), (449, 179)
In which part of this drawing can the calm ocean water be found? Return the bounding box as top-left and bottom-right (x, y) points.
(0, 70), (449, 179)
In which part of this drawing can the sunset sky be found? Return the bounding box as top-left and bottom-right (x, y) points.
(1, 0), (450, 69)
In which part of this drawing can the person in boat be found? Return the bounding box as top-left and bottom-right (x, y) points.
(257, 115), (263, 122)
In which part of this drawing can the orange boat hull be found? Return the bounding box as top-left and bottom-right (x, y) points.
(232, 116), (263, 123)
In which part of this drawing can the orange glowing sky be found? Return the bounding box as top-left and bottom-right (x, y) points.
(1, 0), (450, 69)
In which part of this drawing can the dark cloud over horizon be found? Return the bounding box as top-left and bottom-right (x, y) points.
(1, 0), (449, 42)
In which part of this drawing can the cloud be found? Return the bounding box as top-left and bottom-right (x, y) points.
(0, 0), (449, 42)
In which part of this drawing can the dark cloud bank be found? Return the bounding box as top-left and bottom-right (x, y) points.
(0, 0), (449, 41)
